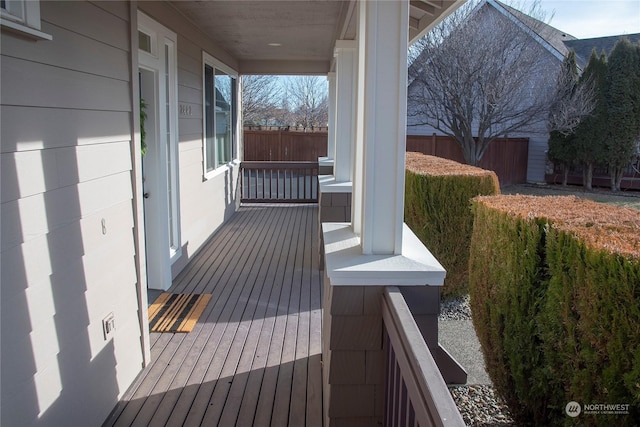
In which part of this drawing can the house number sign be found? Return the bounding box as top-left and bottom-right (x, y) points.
(179, 104), (192, 116)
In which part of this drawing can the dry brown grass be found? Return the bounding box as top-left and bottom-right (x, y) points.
(503, 184), (640, 210)
(475, 194), (640, 259)
(406, 152), (497, 176)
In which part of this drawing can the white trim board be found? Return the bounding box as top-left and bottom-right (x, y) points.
(322, 222), (446, 286)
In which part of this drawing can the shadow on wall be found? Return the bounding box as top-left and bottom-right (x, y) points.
(1, 143), (121, 425)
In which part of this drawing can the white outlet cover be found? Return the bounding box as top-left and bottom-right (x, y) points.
(102, 313), (115, 340)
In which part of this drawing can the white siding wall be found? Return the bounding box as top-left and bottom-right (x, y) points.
(138, 2), (241, 277)
(0, 2), (143, 426)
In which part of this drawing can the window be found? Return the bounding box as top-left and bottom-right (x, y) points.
(203, 53), (238, 174)
(1, 0), (51, 40)
(138, 30), (152, 54)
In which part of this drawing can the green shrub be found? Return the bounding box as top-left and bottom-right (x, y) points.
(404, 152), (500, 297)
(470, 195), (640, 426)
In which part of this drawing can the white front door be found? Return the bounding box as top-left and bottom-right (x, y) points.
(138, 12), (180, 291)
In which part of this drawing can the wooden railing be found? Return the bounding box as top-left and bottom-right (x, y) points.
(240, 161), (319, 203)
(382, 287), (465, 427)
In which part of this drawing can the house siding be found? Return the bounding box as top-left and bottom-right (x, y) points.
(3, 1), (258, 425)
(1, 2), (142, 426)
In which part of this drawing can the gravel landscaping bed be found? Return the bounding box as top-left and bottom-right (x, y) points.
(440, 296), (517, 426)
(449, 385), (516, 426)
(439, 294), (472, 320)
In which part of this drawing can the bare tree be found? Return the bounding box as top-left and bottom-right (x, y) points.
(548, 52), (595, 136)
(241, 74), (282, 126)
(408, 0), (567, 166)
(286, 76), (328, 129)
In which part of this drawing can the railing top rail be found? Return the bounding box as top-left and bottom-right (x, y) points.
(241, 161), (319, 169)
(382, 286), (465, 427)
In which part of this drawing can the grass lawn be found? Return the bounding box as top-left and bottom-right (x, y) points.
(502, 184), (640, 210)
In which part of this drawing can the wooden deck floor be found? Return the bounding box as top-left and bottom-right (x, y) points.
(106, 204), (323, 427)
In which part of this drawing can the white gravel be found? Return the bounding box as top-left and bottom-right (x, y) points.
(449, 385), (515, 426)
(439, 294), (473, 320)
(440, 295), (517, 426)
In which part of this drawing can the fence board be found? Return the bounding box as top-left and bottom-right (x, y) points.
(406, 135), (529, 186)
(244, 131), (529, 186)
(243, 130), (328, 161)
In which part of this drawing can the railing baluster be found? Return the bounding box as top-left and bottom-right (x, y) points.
(239, 161), (319, 203)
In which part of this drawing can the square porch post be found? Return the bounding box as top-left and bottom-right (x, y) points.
(317, 41), (357, 226)
(353, 0), (408, 255)
(319, 72), (336, 176)
(327, 72), (336, 161)
(333, 40), (358, 183)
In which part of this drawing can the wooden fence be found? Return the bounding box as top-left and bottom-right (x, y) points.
(243, 130), (529, 186)
(406, 134), (529, 186)
(545, 157), (640, 190)
(243, 130), (328, 161)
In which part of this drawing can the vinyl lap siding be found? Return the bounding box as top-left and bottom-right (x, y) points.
(0, 2), (142, 426)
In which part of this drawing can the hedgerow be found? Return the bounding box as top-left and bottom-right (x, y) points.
(470, 195), (640, 426)
(404, 152), (500, 297)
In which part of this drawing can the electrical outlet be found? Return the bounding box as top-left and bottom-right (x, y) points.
(102, 313), (115, 340)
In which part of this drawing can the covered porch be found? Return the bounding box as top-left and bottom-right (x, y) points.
(106, 202), (464, 426)
(106, 204), (323, 426)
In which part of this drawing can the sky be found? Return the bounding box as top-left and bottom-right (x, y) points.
(537, 0), (640, 39)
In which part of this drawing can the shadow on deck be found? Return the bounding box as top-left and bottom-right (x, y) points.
(105, 204), (323, 427)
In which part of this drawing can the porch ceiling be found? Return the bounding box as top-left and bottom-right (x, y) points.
(168, 0), (463, 75)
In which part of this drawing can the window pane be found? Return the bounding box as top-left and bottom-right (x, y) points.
(231, 77), (237, 160)
(139, 31), (152, 53)
(204, 65), (215, 172)
(165, 44), (176, 249)
(2, 0), (25, 20)
(215, 70), (233, 167)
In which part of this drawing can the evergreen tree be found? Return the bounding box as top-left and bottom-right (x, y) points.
(547, 131), (578, 186)
(547, 50), (581, 186)
(574, 50), (608, 190)
(604, 38), (640, 191)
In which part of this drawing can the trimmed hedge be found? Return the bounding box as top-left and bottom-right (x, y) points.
(404, 152), (500, 297)
(470, 195), (640, 426)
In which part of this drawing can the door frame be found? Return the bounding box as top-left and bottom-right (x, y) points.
(137, 11), (180, 292)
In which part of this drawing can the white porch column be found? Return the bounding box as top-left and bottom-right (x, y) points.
(353, 0), (409, 255)
(333, 40), (358, 183)
(326, 72), (336, 160)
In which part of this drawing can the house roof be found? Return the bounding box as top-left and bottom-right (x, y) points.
(491, 0), (577, 60)
(564, 33), (640, 68)
(490, 1), (640, 69)
(168, 0), (463, 75)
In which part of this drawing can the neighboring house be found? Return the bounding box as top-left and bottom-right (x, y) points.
(565, 33), (640, 70)
(1, 1), (464, 426)
(407, 0), (639, 183)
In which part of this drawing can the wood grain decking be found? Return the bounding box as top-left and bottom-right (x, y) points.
(105, 204), (323, 427)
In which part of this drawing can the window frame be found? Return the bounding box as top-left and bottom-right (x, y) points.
(1, 0), (51, 40)
(202, 51), (239, 179)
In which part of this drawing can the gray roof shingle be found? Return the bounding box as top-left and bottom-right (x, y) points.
(563, 34), (640, 68)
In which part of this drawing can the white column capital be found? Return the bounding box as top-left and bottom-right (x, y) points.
(334, 39), (358, 55)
